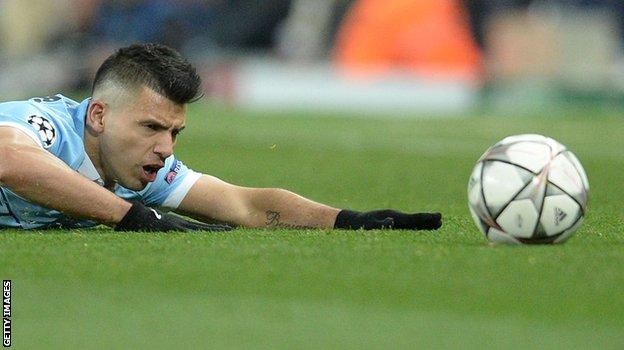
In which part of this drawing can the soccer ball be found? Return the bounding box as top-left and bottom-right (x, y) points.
(467, 134), (589, 244)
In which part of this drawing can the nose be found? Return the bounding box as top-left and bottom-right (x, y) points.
(154, 134), (174, 159)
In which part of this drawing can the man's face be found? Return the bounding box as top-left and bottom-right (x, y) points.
(99, 87), (186, 190)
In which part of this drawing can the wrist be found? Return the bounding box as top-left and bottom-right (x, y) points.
(111, 200), (133, 226)
(333, 209), (362, 229)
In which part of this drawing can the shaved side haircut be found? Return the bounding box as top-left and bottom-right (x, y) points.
(92, 43), (202, 105)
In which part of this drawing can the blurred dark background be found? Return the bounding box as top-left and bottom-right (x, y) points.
(1, 0), (623, 113)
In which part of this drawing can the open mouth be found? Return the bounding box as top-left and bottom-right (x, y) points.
(141, 165), (162, 181)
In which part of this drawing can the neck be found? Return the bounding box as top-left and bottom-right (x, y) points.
(84, 132), (115, 189)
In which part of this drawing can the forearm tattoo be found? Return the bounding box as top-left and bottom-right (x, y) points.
(265, 210), (313, 229)
(265, 210), (281, 227)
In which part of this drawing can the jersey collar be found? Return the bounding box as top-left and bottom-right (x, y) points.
(78, 154), (104, 186)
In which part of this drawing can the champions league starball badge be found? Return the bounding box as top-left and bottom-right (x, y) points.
(27, 115), (57, 148)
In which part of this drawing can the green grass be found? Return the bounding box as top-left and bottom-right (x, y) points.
(1, 104), (624, 349)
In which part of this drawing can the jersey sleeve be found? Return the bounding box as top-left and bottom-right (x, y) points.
(0, 99), (64, 156)
(140, 156), (202, 209)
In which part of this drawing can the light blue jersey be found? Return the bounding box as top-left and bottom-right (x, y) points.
(0, 94), (201, 229)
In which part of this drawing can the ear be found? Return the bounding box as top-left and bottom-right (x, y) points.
(86, 99), (107, 134)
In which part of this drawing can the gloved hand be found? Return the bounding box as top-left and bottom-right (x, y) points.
(334, 209), (442, 230)
(115, 202), (231, 232)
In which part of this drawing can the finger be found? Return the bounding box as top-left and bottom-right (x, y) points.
(387, 212), (442, 230)
(410, 213), (442, 230)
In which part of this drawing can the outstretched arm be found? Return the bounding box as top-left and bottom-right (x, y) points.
(176, 174), (443, 230)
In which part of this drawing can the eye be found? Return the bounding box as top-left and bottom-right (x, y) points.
(142, 123), (164, 133)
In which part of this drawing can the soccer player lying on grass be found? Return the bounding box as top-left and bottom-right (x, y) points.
(0, 43), (442, 232)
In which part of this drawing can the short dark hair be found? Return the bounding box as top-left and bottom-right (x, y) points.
(92, 43), (202, 104)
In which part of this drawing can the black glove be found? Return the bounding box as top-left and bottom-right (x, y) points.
(334, 209), (442, 230)
(115, 202), (232, 232)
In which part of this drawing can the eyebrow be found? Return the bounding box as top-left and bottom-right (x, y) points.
(143, 118), (185, 131)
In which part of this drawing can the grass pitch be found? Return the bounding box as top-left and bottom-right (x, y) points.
(1, 104), (623, 349)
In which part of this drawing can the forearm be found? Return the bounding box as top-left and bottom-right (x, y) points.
(178, 175), (340, 229)
(243, 188), (340, 229)
(0, 145), (130, 225)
